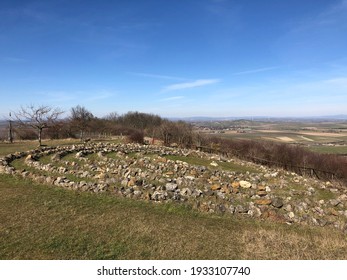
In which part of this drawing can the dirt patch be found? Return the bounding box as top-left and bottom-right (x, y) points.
(277, 136), (295, 142)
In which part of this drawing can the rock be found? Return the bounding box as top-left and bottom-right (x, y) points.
(288, 212), (295, 219)
(75, 151), (84, 158)
(21, 170), (30, 177)
(235, 205), (248, 213)
(308, 187), (315, 193)
(231, 181), (240, 188)
(127, 178), (135, 187)
(255, 199), (272, 205)
(284, 204), (293, 212)
(257, 190), (267, 197)
(54, 177), (66, 184)
(180, 188), (192, 196)
(216, 191), (225, 199)
(240, 180), (251, 189)
(248, 204), (262, 217)
(58, 166), (67, 173)
(133, 190), (142, 198)
(165, 183), (178, 191)
(121, 179), (128, 187)
(165, 171), (174, 176)
(45, 176), (54, 184)
(25, 154), (36, 161)
(261, 209), (285, 222)
(210, 161), (218, 167)
(211, 184), (221, 191)
(217, 204), (226, 213)
(271, 197), (284, 208)
(329, 199), (340, 207)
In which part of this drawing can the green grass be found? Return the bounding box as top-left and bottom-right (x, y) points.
(0, 139), (80, 156)
(308, 145), (347, 155)
(315, 189), (337, 201)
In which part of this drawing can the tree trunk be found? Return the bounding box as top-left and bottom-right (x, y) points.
(38, 128), (42, 146)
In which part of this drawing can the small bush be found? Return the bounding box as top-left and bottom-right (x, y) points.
(127, 129), (144, 144)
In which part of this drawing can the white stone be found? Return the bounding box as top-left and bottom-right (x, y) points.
(239, 180), (251, 189)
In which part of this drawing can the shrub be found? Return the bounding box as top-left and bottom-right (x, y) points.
(127, 129), (144, 144)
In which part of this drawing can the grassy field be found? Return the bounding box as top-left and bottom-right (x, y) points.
(307, 145), (347, 154)
(1, 140), (347, 259)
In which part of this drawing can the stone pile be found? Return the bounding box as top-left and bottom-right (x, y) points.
(1, 142), (347, 233)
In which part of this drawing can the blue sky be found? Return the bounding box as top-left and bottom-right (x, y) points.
(0, 0), (346, 118)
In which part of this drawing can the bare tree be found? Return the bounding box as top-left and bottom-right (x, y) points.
(70, 105), (94, 141)
(103, 112), (119, 121)
(13, 105), (64, 146)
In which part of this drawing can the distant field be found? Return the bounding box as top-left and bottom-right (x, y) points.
(217, 130), (347, 144)
(199, 120), (347, 156)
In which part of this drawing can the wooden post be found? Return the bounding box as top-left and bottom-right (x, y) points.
(8, 112), (13, 143)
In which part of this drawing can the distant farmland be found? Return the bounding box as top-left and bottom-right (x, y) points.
(194, 120), (347, 155)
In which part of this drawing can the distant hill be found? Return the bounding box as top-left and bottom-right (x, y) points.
(170, 115), (347, 122)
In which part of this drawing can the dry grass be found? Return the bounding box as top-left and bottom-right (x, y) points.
(241, 228), (347, 259)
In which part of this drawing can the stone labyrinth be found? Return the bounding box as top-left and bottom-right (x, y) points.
(1, 142), (347, 233)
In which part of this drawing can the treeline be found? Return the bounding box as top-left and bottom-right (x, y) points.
(9, 105), (194, 148)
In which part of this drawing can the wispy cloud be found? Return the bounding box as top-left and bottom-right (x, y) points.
(232, 66), (280, 75)
(162, 79), (220, 92)
(127, 72), (189, 81)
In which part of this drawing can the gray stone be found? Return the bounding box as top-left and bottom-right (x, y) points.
(165, 183), (178, 191)
(235, 205), (248, 213)
(271, 197), (284, 208)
